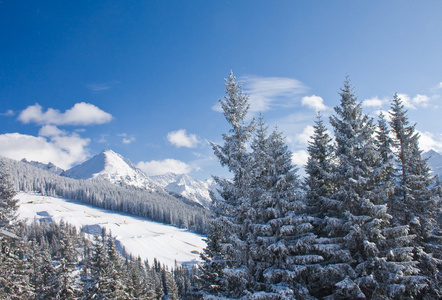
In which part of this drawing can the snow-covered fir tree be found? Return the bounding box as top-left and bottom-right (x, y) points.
(373, 112), (395, 205)
(304, 112), (334, 217)
(200, 71), (255, 298)
(248, 117), (318, 299)
(310, 80), (423, 298)
(0, 163), (35, 299)
(389, 93), (442, 297)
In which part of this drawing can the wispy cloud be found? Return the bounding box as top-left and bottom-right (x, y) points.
(241, 76), (307, 113)
(18, 102), (113, 126)
(0, 110), (14, 116)
(211, 75), (308, 115)
(118, 133), (136, 144)
(137, 159), (193, 176)
(86, 83), (111, 92)
(86, 80), (121, 92)
(167, 129), (200, 148)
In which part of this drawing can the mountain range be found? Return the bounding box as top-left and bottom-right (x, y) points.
(23, 149), (214, 208)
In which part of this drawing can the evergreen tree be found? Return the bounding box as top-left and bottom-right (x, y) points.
(104, 232), (129, 299)
(304, 112), (334, 217)
(373, 112), (395, 205)
(200, 71), (255, 298)
(311, 80), (422, 298)
(0, 163), (35, 299)
(0, 162), (18, 226)
(389, 93), (442, 297)
(248, 118), (318, 298)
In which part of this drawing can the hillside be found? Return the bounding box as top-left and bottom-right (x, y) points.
(17, 192), (205, 268)
(2, 156), (209, 233)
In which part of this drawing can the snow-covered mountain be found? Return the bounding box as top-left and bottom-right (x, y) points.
(63, 149), (215, 208)
(150, 173), (215, 208)
(63, 149), (161, 191)
(21, 158), (64, 175)
(423, 149), (442, 179)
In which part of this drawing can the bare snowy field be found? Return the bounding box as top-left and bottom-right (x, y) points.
(16, 192), (206, 268)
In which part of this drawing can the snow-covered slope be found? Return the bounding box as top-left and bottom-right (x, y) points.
(17, 192), (205, 268)
(21, 158), (64, 175)
(150, 173), (215, 208)
(63, 150), (160, 191)
(423, 149), (442, 179)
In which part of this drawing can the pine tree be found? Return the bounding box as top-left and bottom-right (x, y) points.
(0, 161), (18, 229)
(373, 112), (395, 205)
(200, 71), (255, 298)
(57, 226), (79, 299)
(247, 118), (318, 298)
(304, 112), (334, 217)
(0, 163), (35, 299)
(311, 80), (422, 298)
(104, 232), (129, 299)
(389, 93), (442, 297)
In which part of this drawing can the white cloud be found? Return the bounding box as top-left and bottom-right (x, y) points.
(418, 131), (442, 153)
(362, 97), (385, 108)
(292, 150), (309, 167)
(295, 125), (315, 146)
(0, 131), (90, 170)
(0, 110), (14, 116)
(412, 94), (429, 107)
(167, 129), (199, 148)
(137, 159), (192, 176)
(18, 102), (113, 126)
(118, 133), (136, 144)
(301, 95), (327, 111)
(236, 76), (307, 113)
(397, 93), (413, 109)
(438, 82), (442, 89)
(397, 93), (430, 109)
(39, 125), (64, 137)
(86, 83), (111, 92)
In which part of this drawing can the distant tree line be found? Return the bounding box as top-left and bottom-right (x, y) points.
(1, 158), (209, 234)
(198, 73), (442, 299)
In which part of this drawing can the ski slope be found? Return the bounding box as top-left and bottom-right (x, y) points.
(16, 192), (206, 268)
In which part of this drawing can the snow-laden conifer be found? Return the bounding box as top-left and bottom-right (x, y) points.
(389, 93), (442, 297)
(249, 117), (317, 298)
(200, 71), (255, 298)
(312, 80), (423, 298)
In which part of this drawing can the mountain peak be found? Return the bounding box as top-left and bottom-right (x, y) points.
(150, 172), (214, 208)
(63, 150), (158, 190)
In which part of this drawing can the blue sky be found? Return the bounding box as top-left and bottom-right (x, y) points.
(1, 1), (442, 180)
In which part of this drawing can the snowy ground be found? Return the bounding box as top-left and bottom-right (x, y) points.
(16, 192), (206, 268)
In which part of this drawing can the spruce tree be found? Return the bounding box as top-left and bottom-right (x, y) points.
(248, 118), (318, 298)
(312, 80), (422, 298)
(389, 93), (442, 297)
(200, 71), (255, 298)
(304, 112), (334, 217)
